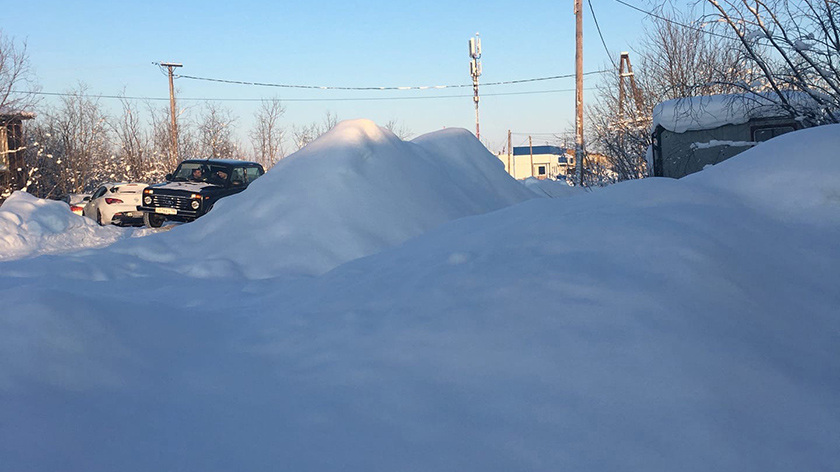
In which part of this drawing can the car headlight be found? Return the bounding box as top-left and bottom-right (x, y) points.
(191, 200), (200, 210)
(143, 195), (152, 205)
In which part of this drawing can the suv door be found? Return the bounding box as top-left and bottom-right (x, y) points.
(230, 167), (246, 186)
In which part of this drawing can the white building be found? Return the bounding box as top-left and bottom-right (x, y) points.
(497, 145), (575, 180)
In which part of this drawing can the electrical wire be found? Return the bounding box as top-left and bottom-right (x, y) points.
(611, 0), (731, 39)
(17, 87), (594, 103)
(589, 0), (618, 69)
(173, 70), (608, 91)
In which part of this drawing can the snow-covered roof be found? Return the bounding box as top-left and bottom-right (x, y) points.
(0, 110), (36, 120)
(651, 91), (816, 134)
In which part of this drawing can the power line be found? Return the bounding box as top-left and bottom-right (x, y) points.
(589, 0), (617, 68)
(17, 87), (594, 103)
(611, 0), (731, 39)
(173, 70), (609, 91)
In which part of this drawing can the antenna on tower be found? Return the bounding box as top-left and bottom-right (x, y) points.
(469, 32), (482, 140)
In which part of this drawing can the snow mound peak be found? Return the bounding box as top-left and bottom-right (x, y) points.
(329, 118), (392, 143)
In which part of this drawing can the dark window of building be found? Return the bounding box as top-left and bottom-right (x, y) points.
(753, 125), (796, 142)
(537, 165), (546, 175)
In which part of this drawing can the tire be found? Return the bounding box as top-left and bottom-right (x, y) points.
(143, 212), (166, 228)
(96, 210), (104, 226)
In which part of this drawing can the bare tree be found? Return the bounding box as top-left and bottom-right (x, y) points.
(384, 118), (414, 140)
(109, 94), (149, 181)
(195, 102), (239, 159)
(291, 123), (319, 151)
(146, 101), (201, 174)
(321, 110), (339, 131)
(586, 7), (752, 182)
(291, 110), (340, 150)
(0, 30), (39, 115)
(147, 103), (176, 172)
(637, 7), (750, 100)
(249, 98), (286, 169)
(587, 91), (651, 182)
(704, 0), (840, 123)
(25, 84), (112, 197)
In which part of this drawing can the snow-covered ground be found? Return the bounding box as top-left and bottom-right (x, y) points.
(1, 120), (838, 471)
(0, 192), (150, 261)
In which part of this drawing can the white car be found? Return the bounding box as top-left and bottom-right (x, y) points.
(82, 182), (147, 226)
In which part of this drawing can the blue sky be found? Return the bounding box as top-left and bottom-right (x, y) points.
(6, 0), (652, 151)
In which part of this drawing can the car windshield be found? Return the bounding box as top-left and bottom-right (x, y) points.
(172, 162), (231, 185)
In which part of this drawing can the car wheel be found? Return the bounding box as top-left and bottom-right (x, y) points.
(143, 212), (166, 228)
(96, 210), (105, 226)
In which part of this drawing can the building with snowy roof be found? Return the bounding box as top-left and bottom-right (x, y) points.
(497, 144), (575, 180)
(649, 93), (816, 178)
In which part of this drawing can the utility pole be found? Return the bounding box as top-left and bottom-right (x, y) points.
(160, 62), (183, 162)
(529, 135), (534, 178)
(574, 0), (585, 186)
(469, 33), (482, 141)
(507, 129), (512, 176)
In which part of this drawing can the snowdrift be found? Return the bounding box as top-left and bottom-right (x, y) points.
(1, 123), (839, 472)
(0, 192), (133, 260)
(685, 123), (840, 227)
(117, 119), (538, 278)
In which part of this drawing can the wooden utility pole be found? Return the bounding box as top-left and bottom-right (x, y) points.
(160, 62), (183, 162)
(574, 0), (585, 186)
(507, 129), (512, 176)
(529, 135), (534, 178)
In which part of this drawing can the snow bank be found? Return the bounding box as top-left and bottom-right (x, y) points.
(0, 191), (131, 260)
(119, 119), (538, 279)
(521, 176), (582, 197)
(686, 123), (840, 226)
(1, 124), (839, 472)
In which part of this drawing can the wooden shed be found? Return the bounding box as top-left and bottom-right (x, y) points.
(1, 111), (34, 198)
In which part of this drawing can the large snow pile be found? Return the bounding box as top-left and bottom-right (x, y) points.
(116, 119), (538, 279)
(685, 123), (840, 227)
(1, 124), (839, 471)
(0, 192), (134, 260)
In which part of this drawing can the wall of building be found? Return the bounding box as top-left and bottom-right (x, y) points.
(497, 151), (574, 180)
(1, 119), (27, 196)
(654, 117), (799, 178)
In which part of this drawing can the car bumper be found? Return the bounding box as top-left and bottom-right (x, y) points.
(137, 205), (201, 220)
(111, 211), (146, 226)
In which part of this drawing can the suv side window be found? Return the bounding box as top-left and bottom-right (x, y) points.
(245, 166), (262, 183)
(230, 167), (246, 186)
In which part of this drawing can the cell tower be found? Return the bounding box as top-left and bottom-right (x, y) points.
(469, 33), (482, 140)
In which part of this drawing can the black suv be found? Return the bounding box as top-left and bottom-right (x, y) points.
(139, 159), (265, 227)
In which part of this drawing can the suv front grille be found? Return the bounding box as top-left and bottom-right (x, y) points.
(151, 194), (193, 211)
